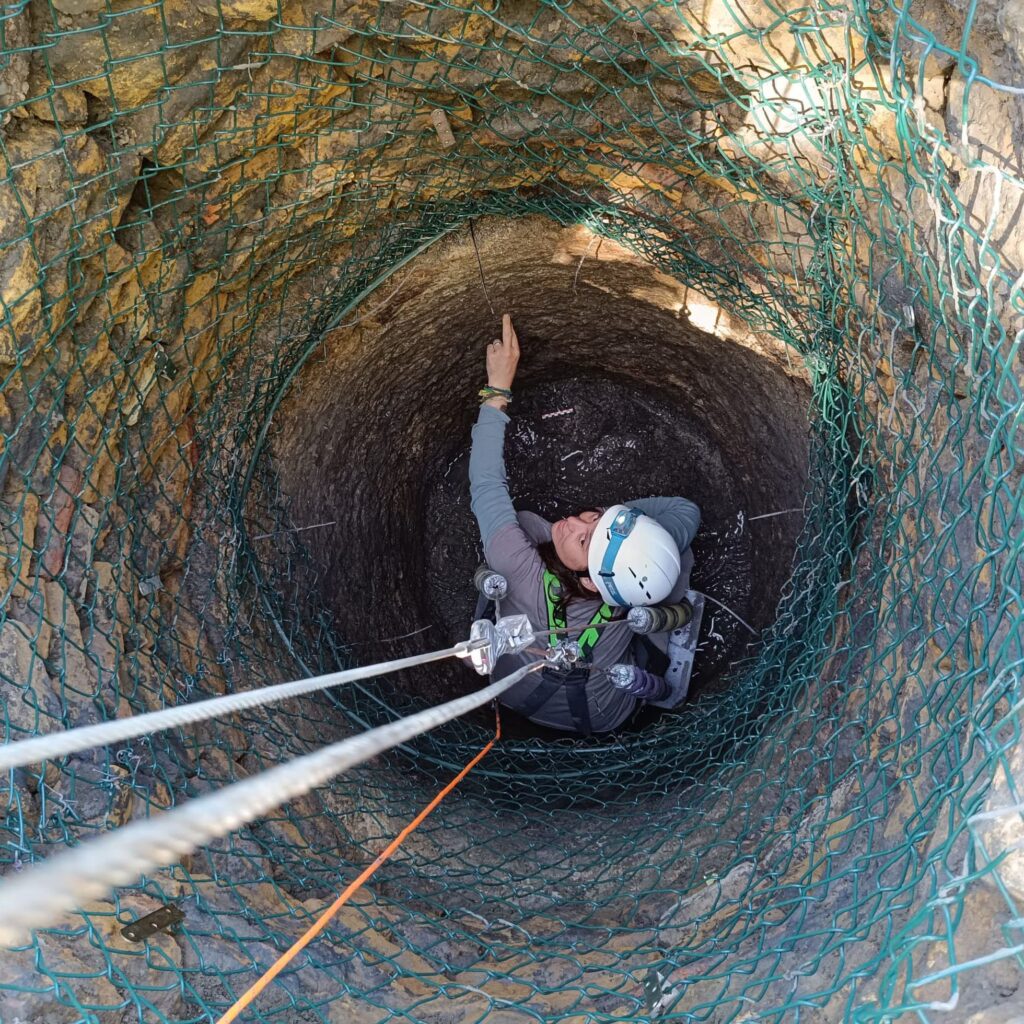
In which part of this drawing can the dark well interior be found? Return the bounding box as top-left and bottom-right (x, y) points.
(267, 218), (812, 724)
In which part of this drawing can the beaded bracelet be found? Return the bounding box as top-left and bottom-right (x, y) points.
(479, 385), (512, 404)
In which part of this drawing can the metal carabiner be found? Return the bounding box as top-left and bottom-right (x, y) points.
(460, 614), (536, 675)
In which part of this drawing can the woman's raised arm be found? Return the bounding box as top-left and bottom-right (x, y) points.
(469, 403), (518, 546)
(629, 496), (701, 554)
(468, 315), (543, 587)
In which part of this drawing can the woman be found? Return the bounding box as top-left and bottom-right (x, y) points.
(469, 314), (701, 735)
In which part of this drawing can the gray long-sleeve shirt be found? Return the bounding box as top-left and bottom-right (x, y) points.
(469, 404), (701, 733)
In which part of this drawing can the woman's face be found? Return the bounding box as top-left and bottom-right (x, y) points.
(552, 509), (602, 572)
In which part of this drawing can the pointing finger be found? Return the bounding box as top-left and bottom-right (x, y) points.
(503, 313), (519, 353)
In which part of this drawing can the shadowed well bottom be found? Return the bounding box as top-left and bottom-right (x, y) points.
(261, 218), (812, 738)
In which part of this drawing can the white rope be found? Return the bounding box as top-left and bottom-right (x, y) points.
(0, 662), (543, 946)
(747, 507), (803, 522)
(0, 642), (483, 772)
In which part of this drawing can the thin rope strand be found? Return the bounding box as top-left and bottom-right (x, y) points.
(468, 218), (496, 316)
(700, 592), (758, 636)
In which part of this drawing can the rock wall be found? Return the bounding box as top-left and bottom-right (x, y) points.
(0, 0), (1022, 1021)
(268, 217), (812, 711)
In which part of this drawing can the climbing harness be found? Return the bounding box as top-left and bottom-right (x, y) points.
(507, 571), (619, 735)
(472, 564), (712, 728)
(470, 564), (617, 735)
(514, 663), (596, 734)
(542, 569), (617, 659)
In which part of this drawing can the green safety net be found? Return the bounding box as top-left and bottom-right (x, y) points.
(1, 0), (1022, 1021)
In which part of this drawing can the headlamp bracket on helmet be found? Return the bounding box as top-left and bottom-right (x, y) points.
(610, 507), (643, 538)
(589, 504), (682, 608)
(596, 506), (644, 606)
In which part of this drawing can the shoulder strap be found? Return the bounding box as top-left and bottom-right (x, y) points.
(543, 570), (566, 646)
(577, 602), (616, 661)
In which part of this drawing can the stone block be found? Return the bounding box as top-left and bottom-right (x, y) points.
(196, 0), (281, 19)
(998, 1), (1024, 67)
(26, 84), (89, 125)
(0, 618), (60, 739)
(0, 234), (42, 368)
(42, 581), (104, 725)
(974, 738), (1024, 904)
(0, 491), (38, 601)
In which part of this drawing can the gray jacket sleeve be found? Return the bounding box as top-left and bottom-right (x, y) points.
(469, 405), (544, 582)
(628, 496), (701, 554)
(469, 404), (518, 543)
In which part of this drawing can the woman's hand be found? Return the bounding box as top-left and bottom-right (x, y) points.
(486, 313), (520, 391)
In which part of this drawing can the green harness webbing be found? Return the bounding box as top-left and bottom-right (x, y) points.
(543, 570), (616, 662)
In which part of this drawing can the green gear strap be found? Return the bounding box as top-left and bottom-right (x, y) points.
(543, 570), (616, 662)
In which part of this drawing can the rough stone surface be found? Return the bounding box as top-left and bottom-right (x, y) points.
(0, 895), (184, 1023)
(999, 2), (1024, 65)
(966, 1009), (1024, 1024)
(0, 4), (30, 126)
(0, 0), (1021, 1021)
(195, 0), (280, 18)
(51, 0), (107, 12)
(975, 740), (1024, 903)
(0, 618), (58, 738)
(271, 218), (810, 716)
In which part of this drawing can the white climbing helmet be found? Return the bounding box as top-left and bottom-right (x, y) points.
(587, 504), (681, 607)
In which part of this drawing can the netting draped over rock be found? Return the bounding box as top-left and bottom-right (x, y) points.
(1, 0), (1022, 1021)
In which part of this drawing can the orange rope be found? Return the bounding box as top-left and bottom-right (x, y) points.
(216, 705), (502, 1024)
